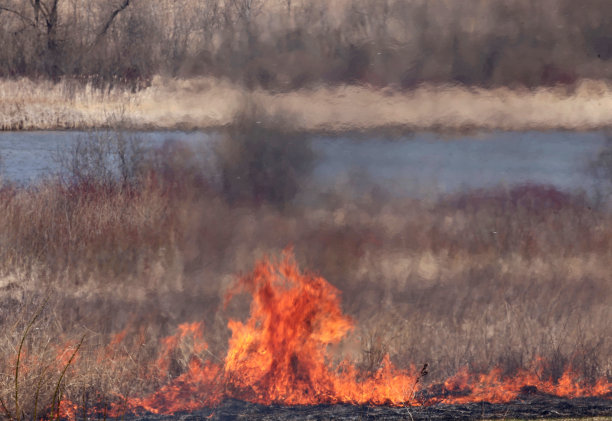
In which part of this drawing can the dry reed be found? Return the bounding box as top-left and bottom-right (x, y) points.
(5, 77), (612, 132)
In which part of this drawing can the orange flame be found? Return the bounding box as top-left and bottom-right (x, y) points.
(441, 366), (611, 404)
(36, 252), (612, 418)
(121, 251), (421, 413)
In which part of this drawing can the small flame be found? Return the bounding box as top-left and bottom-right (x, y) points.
(440, 366), (611, 404)
(24, 252), (611, 418)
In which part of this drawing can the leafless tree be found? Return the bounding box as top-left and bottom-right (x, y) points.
(0, 0), (131, 77)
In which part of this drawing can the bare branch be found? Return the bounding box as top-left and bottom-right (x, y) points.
(0, 5), (36, 27)
(28, 0), (39, 24)
(97, 0), (130, 38)
(44, 0), (58, 34)
(75, 0), (132, 61)
(37, 0), (50, 18)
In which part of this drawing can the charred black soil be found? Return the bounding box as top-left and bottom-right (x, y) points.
(122, 395), (612, 420)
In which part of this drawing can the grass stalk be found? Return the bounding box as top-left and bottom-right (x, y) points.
(409, 363), (429, 404)
(0, 395), (13, 421)
(52, 335), (85, 420)
(32, 362), (53, 421)
(14, 298), (48, 421)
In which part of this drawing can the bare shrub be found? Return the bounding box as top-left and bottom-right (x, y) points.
(591, 135), (612, 207)
(0, 298), (83, 421)
(215, 103), (315, 207)
(144, 138), (216, 198)
(0, 149), (5, 187)
(54, 130), (147, 191)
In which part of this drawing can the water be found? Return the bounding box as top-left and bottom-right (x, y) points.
(311, 131), (608, 198)
(0, 131), (211, 183)
(0, 130), (608, 199)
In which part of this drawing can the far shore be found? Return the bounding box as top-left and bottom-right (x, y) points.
(3, 77), (612, 132)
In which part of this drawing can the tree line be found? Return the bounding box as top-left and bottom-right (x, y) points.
(1, 0), (612, 90)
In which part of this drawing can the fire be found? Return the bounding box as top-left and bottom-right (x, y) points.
(122, 251), (421, 413)
(223, 252), (374, 405)
(11, 252), (611, 419)
(114, 251), (609, 414)
(439, 365), (612, 404)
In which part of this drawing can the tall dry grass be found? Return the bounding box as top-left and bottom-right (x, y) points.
(5, 77), (612, 131)
(0, 134), (610, 414)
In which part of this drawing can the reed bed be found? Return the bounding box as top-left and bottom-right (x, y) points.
(5, 77), (612, 131)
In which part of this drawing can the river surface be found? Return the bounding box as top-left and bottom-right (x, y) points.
(0, 131), (608, 199)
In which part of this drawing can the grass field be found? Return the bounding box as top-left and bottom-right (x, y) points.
(4, 77), (612, 132)
(1, 0), (612, 416)
(0, 132), (610, 417)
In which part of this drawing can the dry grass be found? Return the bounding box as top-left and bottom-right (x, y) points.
(5, 77), (612, 131)
(0, 136), (610, 415)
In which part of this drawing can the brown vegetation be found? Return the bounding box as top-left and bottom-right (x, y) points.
(0, 129), (610, 417)
(5, 1), (612, 133)
(6, 77), (612, 131)
(2, 0), (612, 89)
(1, 0), (610, 416)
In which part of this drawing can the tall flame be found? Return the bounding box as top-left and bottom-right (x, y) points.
(127, 251), (420, 413)
(224, 252), (369, 404)
(28, 252), (612, 418)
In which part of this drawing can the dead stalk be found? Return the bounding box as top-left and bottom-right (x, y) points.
(409, 363), (429, 403)
(0, 395), (13, 421)
(52, 335), (85, 420)
(15, 298), (48, 421)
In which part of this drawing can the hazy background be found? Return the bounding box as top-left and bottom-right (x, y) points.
(2, 0), (612, 90)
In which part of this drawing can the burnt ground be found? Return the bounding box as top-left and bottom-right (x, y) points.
(123, 395), (612, 420)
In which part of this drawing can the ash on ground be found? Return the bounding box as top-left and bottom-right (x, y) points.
(125, 395), (612, 420)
